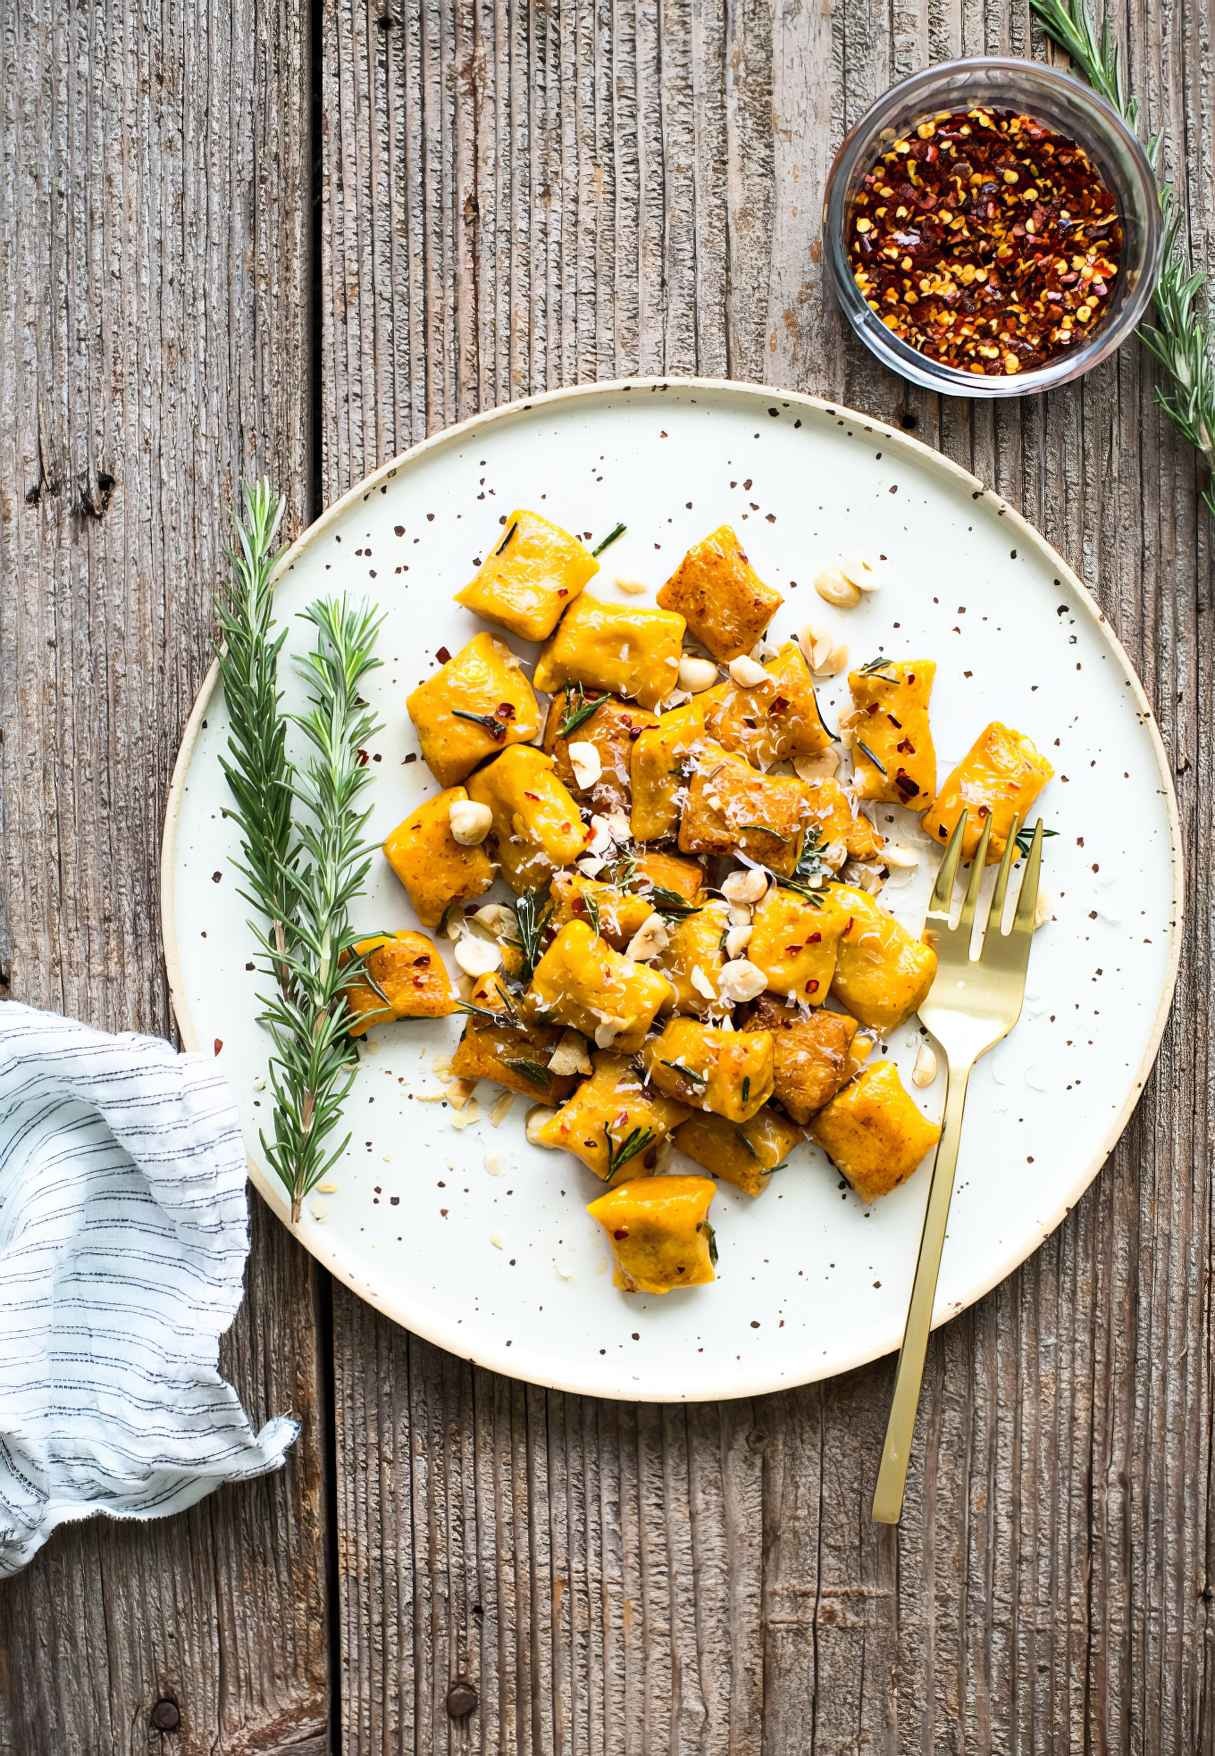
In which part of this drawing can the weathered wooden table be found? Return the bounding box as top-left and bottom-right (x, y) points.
(2, 0), (1211, 1748)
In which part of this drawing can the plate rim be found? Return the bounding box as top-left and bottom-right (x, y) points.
(160, 374), (1185, 1401)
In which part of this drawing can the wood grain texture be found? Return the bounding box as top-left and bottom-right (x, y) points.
(1, 0), (1210, 1748)
(320, 1), (1214, 1753)
(0, 1), (331, 1751)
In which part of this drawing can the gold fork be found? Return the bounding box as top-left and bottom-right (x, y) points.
(872, 808), (1045, 1526)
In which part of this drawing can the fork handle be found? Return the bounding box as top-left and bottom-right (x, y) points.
(872, 1059), (973, 1526)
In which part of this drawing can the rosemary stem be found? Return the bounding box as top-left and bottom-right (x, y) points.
(1030, 0), (1215, 515)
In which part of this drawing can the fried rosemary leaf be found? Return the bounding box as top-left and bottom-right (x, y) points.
(646, 885), (701, 920)
(559, 683), (610, 737)
(452, 707), (507, 741)
(591, 521), (627, 557)
(584, 890), (602, 939)
(739, 823), (788, 841)
(855, 739), (888, 776)
(769, 828), (829, 906)
(605, 1123), (656, 1175)
(502, 1057), (553, 1089)
(1014, 825), (1059, 856)
(660, 1059), (707, 1090)
(513, 888), (552, 982)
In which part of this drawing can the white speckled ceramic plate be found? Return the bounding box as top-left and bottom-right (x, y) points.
(162, 379), (1182, 1402)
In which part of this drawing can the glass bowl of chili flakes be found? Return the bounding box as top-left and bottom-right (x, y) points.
(823, 57), (1162, 396)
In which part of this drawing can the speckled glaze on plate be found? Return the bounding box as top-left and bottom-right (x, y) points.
(161, 378), (1182, 1403)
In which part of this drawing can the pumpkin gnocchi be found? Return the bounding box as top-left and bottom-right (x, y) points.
(922, 720), (1054, 862)
(455, 508), (599, 641)
(406, 631), (541, 786)
(341, 506), (1058, 1293)
(587, 1175), (718, 1292)
(657, 524), (783, 661)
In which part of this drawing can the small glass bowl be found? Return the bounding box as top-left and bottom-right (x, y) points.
(822, 57), (1162, 397)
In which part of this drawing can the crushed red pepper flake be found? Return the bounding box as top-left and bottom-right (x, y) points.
(847, 105), (1123, 376)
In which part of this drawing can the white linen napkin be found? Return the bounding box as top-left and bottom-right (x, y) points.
(0, 1001), (298, 1575)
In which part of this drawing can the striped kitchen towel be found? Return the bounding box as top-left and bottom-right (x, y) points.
(0, 1002), (298, 1575)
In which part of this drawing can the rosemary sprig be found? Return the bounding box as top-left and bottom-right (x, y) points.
(1031, 0), (1215, 515)
(741, 1075), (752, 1109)
(592, 521), (627, 557)
(584, 890), (602, 939)
(605, 1124), (656, 1175)
(858, 655), (898, 681)
(255, 597), (384, 1222)
(702, 1221), (719, 1267)
(215, 481), (297, 995)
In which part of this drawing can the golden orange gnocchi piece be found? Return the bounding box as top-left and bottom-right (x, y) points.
(344, 931), (454, 1035)
(533, 594), (685, 710)
(657, 524), (783, 661)
(674, 1107), (803, 1198)
(455, 508), (598, 641)
(847, 658), (937, 807)
(922, 721), (1053, 862)
(406, 631), (541, 786)
(382, 787), (495, 929)
(587, 1175), (717, 1292)
(810, 1060), (940, 1204)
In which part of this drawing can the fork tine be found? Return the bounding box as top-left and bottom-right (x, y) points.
(1011, 819), (1045, 938)
(985, 813), (1021, 936)
(926, 810), (968, 929)
(955, 811), (992, 938)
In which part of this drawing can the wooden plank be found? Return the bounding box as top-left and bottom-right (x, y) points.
(321, 0), (1213, 1750)
(0, 1), (331, 1751)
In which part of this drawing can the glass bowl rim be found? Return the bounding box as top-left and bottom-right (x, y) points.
(822, 55), (1164, 398)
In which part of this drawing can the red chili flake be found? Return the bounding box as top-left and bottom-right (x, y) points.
(495, 701), (516, 719)
(806, 979), (820, 994)
(355, 748), (370, 766)
(896, 737), (916, 754)
(769, 695), (790, 714)
(807, 931), (822, 944)
(523, 790), (542, 801)
(894, 771), (921, 800)
(845, 105), (1123, 376)
(613, 1228), (629, 1240)
(886, 713), (903, 729)
(413, 955), (431, 966)
(213, 1038), (223, 1055)
(435, 645), (452, 664)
